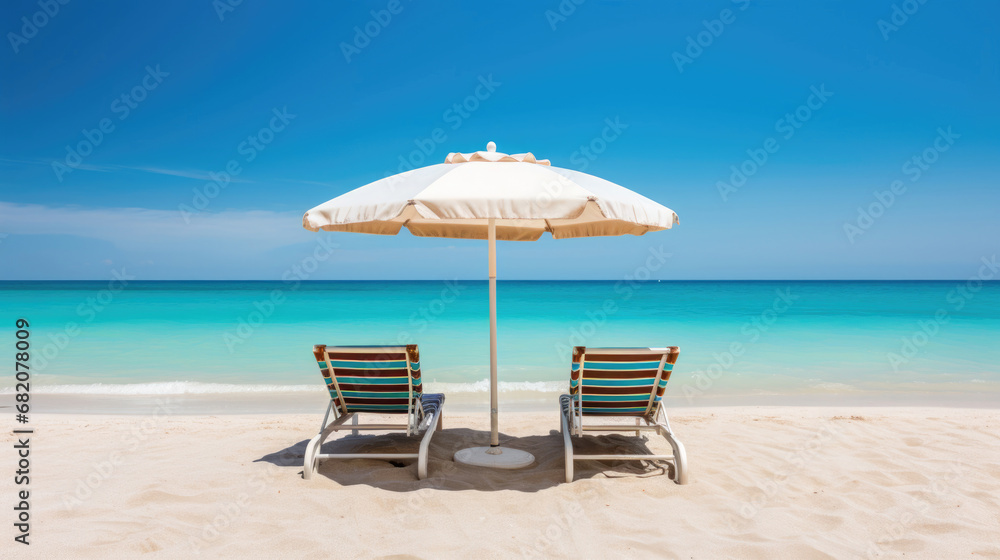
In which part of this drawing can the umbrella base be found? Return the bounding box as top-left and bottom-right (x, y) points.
(454, 446), (535, 469)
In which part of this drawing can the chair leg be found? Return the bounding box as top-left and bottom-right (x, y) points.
(654, 423), (688, 485)
(417, 404), (444, 480)
(635, 418), (641, 437)
(665, 432), (688, 485)
(302, 432), (323, 480)
(560, 395), (574, 483)
(351, 414), (359, 436)
(303, 411), (353, 481)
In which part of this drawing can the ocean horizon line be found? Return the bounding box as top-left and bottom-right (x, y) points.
(3, 279), (998, 283)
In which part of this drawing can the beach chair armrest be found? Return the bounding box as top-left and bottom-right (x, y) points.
(420, 393), (445, 417)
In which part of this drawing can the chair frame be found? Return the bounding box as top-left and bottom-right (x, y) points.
(560, 346), (688, 484)
(303, 345), (445, 480)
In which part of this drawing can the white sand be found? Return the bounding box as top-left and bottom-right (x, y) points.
(3, 407), (1000, 559)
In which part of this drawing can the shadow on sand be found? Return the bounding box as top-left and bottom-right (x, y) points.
(255, 427), (675, 492)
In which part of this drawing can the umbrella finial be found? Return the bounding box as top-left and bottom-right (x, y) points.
(486, 141), (496, 152)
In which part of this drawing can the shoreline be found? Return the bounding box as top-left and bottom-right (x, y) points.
(10, 390), (1000, 415)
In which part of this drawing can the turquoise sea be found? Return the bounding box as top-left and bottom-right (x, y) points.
(1, 281), (998, 407)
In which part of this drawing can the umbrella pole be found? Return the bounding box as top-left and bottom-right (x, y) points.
(488, 218), (501, 452)
(450, 218), (534, 469)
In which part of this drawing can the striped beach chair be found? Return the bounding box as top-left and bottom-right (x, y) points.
(303, 344), (445, 480)
(559, 346), (688, 484)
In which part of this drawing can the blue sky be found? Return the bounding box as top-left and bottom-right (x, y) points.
(1, 0), (997, 280)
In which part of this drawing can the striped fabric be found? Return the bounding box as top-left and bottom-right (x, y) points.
(313, 345), (422, 414)
(570, 346), (678, 417)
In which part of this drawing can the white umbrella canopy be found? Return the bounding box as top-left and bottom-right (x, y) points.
(303, 142), (678, 469)
(303, 142), (678, 240)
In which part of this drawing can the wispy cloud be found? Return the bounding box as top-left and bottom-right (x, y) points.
(0, 156), (119, 173)
(0, 156), (255, 183)
(0, 200), (359, 279)
(118, 165), (255, 182)
(273, 178), (339, 188)
(0, 156), (331, 187)
(0, 201), (308, 250)
(0, 201), (493, 279)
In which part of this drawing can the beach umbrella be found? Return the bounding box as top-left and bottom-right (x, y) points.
(302, 142), (679, 469)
